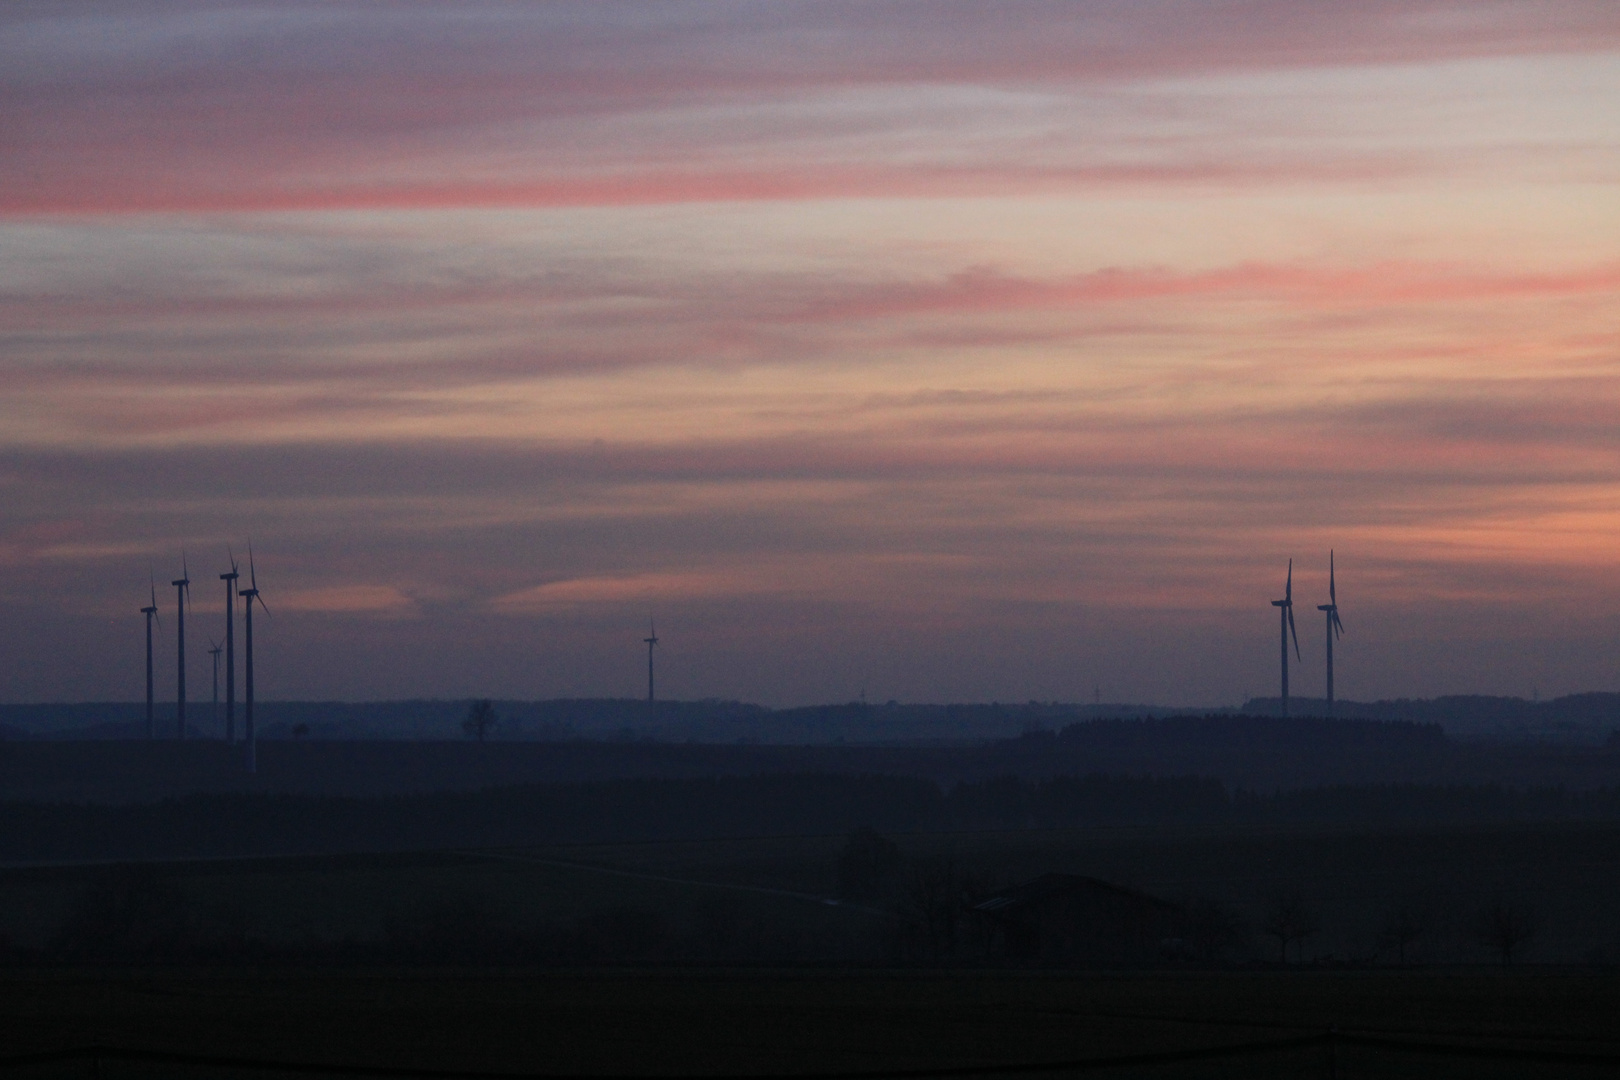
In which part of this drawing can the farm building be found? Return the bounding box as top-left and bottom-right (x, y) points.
(972, 873), (1184, 965)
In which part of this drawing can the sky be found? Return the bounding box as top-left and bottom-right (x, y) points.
(3, 0), (1619, 708)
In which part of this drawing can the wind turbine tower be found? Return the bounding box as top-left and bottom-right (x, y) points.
(1270, 559), (1301, 717)
(172, 557), (191, 739)
(208, 639), (223, 738)
(220, 552), (239, 742)
(1317, 551), (1345, 717)
(141, 581), (159, 740)
(239, 548), (267, 773)
(644, 620), (658, 703)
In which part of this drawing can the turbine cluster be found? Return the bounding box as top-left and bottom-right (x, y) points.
(1270, 552), (1346, 718)
(139, 544), (268, 773)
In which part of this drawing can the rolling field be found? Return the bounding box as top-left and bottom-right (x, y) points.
(0, 826), (1617, 1076)
(3, 823), (1618, 966)
(0, 970), (1617, 1077)
(2, 731), (1618, 805)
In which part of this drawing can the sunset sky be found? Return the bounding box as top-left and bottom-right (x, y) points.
(3, 0), (1619, 707)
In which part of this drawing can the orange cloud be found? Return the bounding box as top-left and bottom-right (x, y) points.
(277, 584), (418, 615)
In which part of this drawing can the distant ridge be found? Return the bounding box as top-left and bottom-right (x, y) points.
(1242, 693), (1620, 742)
(0, 698), (1198, 744)
(3, 693), (1617, 745)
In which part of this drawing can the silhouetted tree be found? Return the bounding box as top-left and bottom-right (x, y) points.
(1379, 903), (1430, 965)
(1476, 899), (1536, 967)
(901, 858), (980, 962)
(463, 699), (498, 742)
(1260, 889), (1320, 964)
(1179, 897), (1247, 964)
(837, 828), (902, 904)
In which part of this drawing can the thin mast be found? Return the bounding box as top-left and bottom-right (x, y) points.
(243, 590), (255, 772)
(173, 560), (190, 739)
(142, 583), (158, 739)
(221, 559), (238, 743)
(644, 620), (658, 702)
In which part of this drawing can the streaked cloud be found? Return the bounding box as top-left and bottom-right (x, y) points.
(2, 1), (1618, 705)
(276, 584), (418, 616)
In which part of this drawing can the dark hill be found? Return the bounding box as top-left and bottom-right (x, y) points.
(0, 714), (1616, 804)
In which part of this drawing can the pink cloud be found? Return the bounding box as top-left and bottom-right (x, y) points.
(4, 1), (1616, 217)
(782, 261), (1620, 323)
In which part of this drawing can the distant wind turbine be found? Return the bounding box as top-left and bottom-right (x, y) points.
(1270, 559), (1301, 717)
(1317, 551), (1345, 717)
(141, 578), (160, 740)
(644, 619), (658, 703)
(207, 638), (223, 738)
(220, 550), (239, 743)
(172, 555), (191, 739)
(239, 546), (268, 773)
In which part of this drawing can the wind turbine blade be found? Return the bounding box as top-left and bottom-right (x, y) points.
(228, 544), (239, 574)
(1333, 610), (1345, 636)
(248, 542), (257, 590)
(1329, 549), (1336, 604)
(1285, 558), (1292, 600)
(1288, 605), (1300, 660)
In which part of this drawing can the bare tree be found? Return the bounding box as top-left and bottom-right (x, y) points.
(1260, 889), (1320, 964)
(1179, 896), (1247, 965)
(1379, 903), (1430, 965)
(1476, 899), (1536, 967)
(463, 699), (498, 742)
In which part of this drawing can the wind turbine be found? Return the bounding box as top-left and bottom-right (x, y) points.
(644, 619), (658, 703)
(1317, 551), (1345, 717)
(239, 546), (267, 773)
(220, 550), (239, 743)
(207, 638), (223, 738)
(172, 555), (191, 739)
(141, 579), (160, 740)
(1270, 559), (1301, 717)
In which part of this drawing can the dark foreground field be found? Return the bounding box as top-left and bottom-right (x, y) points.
(5, 824), (1620, 967)
(4, 725), (1618, 1077)
(1, 970), (1618, 1078)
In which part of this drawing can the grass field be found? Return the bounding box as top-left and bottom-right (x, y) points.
(2, 734), (1617, 804)
(1, 970), (1618, 1077)
(3, 823), (1618, 967)
(502, 822), (1620, 965)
